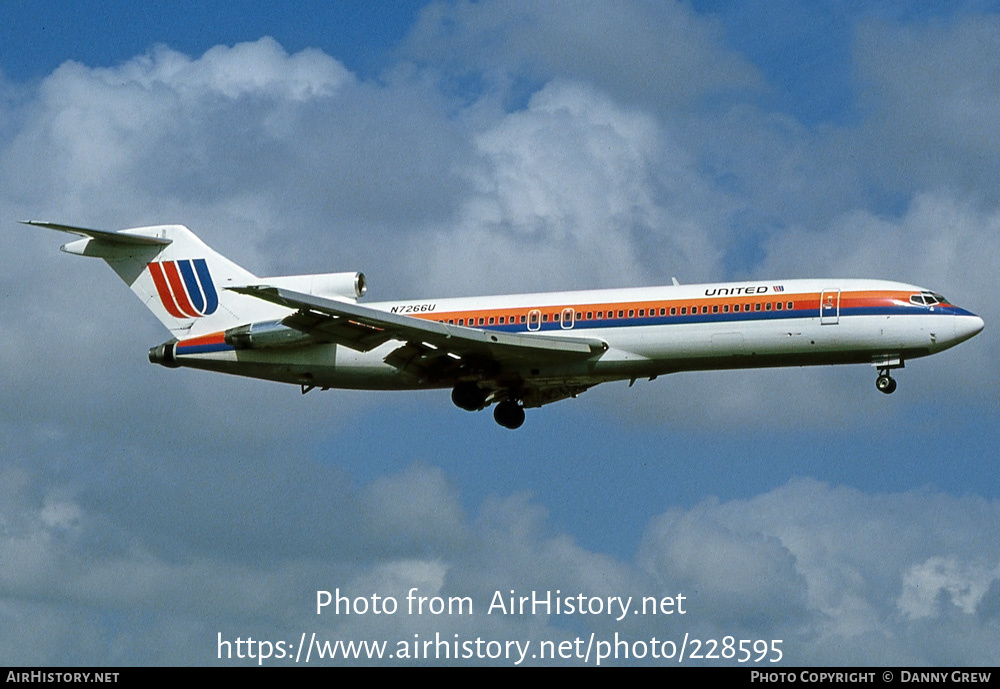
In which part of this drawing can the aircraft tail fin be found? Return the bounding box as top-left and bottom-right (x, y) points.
(23, 221), (286, 338)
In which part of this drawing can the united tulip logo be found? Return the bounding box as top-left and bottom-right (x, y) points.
(148, 259), (219, 318)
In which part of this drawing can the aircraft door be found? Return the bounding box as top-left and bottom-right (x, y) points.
(820, 289), (840, 325)
(527, 309), (541, 331)
(561, 308), (575, 329)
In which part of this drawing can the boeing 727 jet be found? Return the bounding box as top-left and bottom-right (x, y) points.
(26, 221), (984, 428)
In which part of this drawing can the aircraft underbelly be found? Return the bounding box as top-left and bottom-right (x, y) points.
(589, 314), (945, 378)
(175, 341), (421, 390)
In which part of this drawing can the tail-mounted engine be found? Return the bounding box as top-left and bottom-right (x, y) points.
(261, 271), (366, 300)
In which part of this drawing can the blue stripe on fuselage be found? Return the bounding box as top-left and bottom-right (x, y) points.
(465, 303), (956, 334)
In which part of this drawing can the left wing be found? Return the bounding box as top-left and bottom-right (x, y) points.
(230, 285), (607, 382)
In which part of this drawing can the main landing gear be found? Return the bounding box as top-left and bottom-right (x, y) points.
(493, 399), (525, 430)
(451, 381), (488, 411)
(876, 371), (897, 394)
(451, 383), (525, 429)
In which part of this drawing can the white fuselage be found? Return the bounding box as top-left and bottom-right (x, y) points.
(172, 278), (984, 392)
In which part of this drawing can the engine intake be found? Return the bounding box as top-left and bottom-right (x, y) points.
(261, 271), (366, 300)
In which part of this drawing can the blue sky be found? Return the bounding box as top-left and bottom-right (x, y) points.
(1, 1), (999, 666)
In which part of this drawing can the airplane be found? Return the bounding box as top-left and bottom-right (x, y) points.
(24, 221), (984, 429)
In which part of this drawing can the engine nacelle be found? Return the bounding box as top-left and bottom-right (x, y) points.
(224, 320), (314, 349)
(261, 271), (367, 300)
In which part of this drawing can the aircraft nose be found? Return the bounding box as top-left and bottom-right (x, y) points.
(954, 314), (985, 343)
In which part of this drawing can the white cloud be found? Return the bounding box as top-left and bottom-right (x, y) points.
(122, 38), (352, 101)
(3, 468), (999, 665)
(899, 557), (1000, 619)
(404, 0), (760, 108)
(638, 479), (1000, 664)
(413, 80), (728, 295)
(855, 14), (1000, 195)
(3, 38), (349, 227)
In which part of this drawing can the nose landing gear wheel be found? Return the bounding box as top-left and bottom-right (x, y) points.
(493, 400), (525, 429)
(876, 374), (897, 394)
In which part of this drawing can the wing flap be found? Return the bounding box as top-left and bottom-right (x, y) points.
(281, 308), (393, 352)
(383, 342), (466, 382)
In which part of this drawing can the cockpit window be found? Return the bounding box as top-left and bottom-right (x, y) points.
(910, 291), (948, 306)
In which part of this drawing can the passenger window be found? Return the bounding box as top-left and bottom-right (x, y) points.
(713, 305), (719, 314)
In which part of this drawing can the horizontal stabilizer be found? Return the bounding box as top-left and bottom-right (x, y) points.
(21, 221), (172, 247)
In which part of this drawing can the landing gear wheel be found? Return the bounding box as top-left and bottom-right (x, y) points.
(876, 374), (897, 394)
(493, 400), (525, 429)
(452, 382), (487, 411)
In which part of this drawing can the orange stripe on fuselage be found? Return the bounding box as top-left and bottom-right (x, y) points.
(178, 332), (226, 347)
(405, 290), (923, 327)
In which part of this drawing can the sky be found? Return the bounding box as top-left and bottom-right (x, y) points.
(1, 0), (999, 667)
